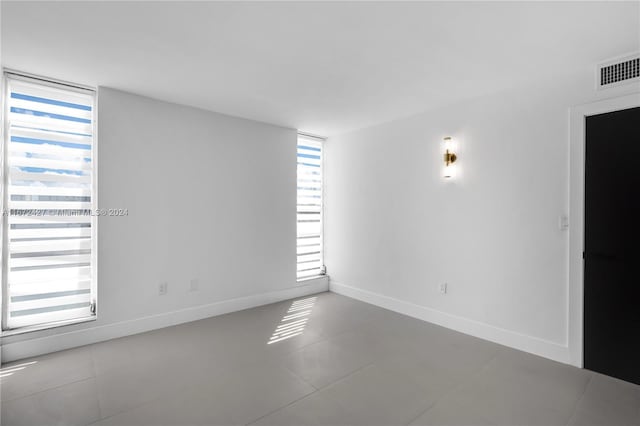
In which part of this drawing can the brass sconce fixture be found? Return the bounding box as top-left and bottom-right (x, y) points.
(443, 136), (457, 178)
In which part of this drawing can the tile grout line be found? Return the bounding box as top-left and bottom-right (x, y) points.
(251, 299), (379, 404)
(245, 386), (320, 425)
(564, 373), (594, 426)
(87, 349), (202, 424)
(275, 312), (369, 359)
(87, 376), (197, 426)
(404, 348), (503, 425)
(263, 297), (357, 359)
(87, 345), (105, 424)
(280, 364), (321, 393)
(1, 374), (95, 404)
(246, 362), (375, 425)
(247, 303), (383, 424)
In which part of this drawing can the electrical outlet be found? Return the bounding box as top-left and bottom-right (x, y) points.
(439, 282), (448, 294)
(189, 278), (199, 292)
(159, 282), (168, 295)
(559, 214), (569, 231)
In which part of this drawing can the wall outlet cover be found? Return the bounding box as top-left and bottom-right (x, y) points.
(159, 282), (168, 295)
(189, 279), (199, 292)
(559, 214), (570, 230)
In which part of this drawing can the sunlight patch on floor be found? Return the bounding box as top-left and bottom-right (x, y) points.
(268, 296), (317, 344)
(0, 361), (37, 379)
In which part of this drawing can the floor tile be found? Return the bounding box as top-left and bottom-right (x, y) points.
(378, 329), (499, 397)
(211, 360), (316, 425)
(94, 354), (199, 419)
(251, 390), (356, 426)
(322, 364), (434, 426)
(415, 348), (592, 426)
(0, 346), (95, 402)
(1, 377), (100, 426)
(91, 336), (136, 377)
(93, 380), (237, 426)
(3, 292), (640, 426)
(568, 373), (640, 426)
(409, 394), (498, 426)
(281, 332), (378, 389)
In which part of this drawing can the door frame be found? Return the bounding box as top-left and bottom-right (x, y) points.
(568, 93), (640, 367)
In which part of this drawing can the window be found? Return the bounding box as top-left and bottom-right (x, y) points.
(297, 134), (324, 280)
(2, 72), (97, 331)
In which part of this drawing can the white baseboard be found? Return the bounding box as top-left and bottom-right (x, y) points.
(330, 281), (571, 365)
(1, 277), (329, 362)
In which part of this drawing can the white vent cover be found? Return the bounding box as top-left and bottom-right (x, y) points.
(597, 54), (640, 89)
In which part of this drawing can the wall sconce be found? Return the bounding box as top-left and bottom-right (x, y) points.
(443, 136), (457, 178)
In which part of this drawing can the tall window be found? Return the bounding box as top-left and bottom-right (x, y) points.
(2, 72), (97, 331)
(297, 134), (324, 280)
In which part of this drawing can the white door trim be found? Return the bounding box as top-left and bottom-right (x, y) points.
(568, 92), (640, 367)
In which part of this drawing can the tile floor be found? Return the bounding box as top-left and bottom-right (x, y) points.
(1, 292), (639, 426)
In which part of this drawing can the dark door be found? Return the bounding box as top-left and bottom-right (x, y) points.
(584, 106), (640, 385)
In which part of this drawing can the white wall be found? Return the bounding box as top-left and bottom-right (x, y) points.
(98, 88), (297, 314)
(325, 70), (640, 364)
(1, 88), (328, 361)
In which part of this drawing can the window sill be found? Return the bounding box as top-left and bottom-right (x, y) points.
(297, 274), (328, 283)
(1, 315), (96, 338)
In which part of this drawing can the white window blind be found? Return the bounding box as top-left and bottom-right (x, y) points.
(297, 134), (323, 280)
(2, 73), (97, 330)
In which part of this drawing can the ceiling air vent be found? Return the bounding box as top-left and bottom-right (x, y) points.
(597, 54), (640, 89)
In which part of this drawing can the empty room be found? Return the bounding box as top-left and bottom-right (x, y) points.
(0, 1), (639, 425)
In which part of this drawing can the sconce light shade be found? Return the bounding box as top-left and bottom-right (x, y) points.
(443, 136), (457, 178)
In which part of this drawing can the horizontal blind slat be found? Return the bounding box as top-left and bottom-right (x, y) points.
(10, 278), (92, 293)
(10, 143), (92, 159)
(9, 113), (93, 135)
(9, 227), (92, 240)
(11, 126), (93, 148)
(10, 254), (92, 269)
(297, 270), (323, 279)
(9, 80), (94, 106)
(9, 97), (93, 121)
(10, 156), (92, 172)
(10, 201), (93, 210)
(9, 266), (92, 285)
(8, 307), (92, 329)
(9, 215), (92, 224)
(11, 238), (92, 254)
(10, 169), (91, 184)
(9, 185), (91, 197)
(9, 293), (92, 313)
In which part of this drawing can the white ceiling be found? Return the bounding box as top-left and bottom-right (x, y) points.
(2, 1), (639, 136)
